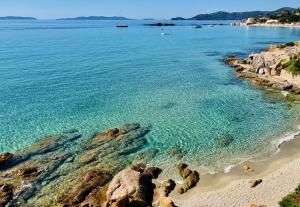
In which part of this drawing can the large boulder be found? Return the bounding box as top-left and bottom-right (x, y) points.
(106, 166), (161, 207)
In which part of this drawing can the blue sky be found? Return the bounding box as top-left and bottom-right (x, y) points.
(0, 0), (299, 19)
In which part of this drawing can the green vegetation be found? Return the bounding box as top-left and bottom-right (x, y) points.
(285, 42), (296, 47)
(268, 9), (300, 23)
(283, 59), (300, 76)
(279, 184), (300, 207)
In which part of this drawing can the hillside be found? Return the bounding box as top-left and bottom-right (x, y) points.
(172, 7), (297, 20)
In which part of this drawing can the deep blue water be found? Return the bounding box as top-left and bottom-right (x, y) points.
(1, 20), (300, 172)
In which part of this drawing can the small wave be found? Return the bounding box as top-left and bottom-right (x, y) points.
(281, 90), (290, 97)
(224, 165), (235, 173)
(272, 125), (300, 154)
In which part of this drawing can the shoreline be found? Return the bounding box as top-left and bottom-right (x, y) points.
(171, 124), (300, 207)
(170, 41), (300, 206)
(232, 23), (300, 29)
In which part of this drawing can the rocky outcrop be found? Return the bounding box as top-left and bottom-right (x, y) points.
(0, 123), (152, 207)
(225, 42), (300, 95)
(177, 164), (200, 194)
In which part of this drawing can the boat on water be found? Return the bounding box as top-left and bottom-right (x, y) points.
(116, 25), (128, 28)
(193, 25), (202, 28)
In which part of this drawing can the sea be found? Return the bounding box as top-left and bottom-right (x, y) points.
(1, 20), (300, 173)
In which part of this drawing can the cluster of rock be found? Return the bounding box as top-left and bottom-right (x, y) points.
(225, 41), (300, 96)
(0, 123), (154, 206)
(0, 123), (201, 207)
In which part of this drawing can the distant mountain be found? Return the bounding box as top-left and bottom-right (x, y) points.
(0, 16), (36, 20)
(172, 7), (297, 20)
(57, 16), (131, 20)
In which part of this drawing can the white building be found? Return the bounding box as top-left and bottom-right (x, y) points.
(266, 19), (279, 24)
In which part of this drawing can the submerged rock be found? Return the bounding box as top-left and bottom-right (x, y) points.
(216, 133), (234, 147)
(0, 153), (13, 165)
(0, 183), (14, 207)
(0, 123), (151, 206)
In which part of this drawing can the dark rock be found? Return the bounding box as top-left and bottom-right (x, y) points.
(144, 23), (176, 26)
(250, 179), (262, 188)
(143, 167), (162, 179)
(0, 153), (13, 165)
(0, 184), (14, 207)
(216, 133), (234, 147)
(167, 147), (183, 160)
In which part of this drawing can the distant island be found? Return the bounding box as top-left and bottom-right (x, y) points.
(57, 16), (131, 20)
(0, 16), (36, 20)
(172, 7), (297, 20)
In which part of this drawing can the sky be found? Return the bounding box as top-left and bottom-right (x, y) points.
(0, 0), (299, 19)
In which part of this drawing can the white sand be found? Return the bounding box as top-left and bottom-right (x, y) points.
(172, 158), (300, 207)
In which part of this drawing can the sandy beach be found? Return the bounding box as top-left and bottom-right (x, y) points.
(171, 129), (300, 207)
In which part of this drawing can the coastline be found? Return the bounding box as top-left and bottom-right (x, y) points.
(171, 125), (300, 207)
(170, 41), (300, 206)
(232, 23), (300, 28)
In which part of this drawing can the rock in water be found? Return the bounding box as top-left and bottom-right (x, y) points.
(177, 164), (200, 194)
(0, 184), (14, 207)
(216, 133), (234, 147)
(0, 153), (13, 165)
(0, 123), (151, 206)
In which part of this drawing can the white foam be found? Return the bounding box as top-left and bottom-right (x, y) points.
(224, 165), (235, 173)
(281, 91), (290, 97)
(272, 125), (300, 154)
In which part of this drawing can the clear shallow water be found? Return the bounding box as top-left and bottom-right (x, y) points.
(1, 20), (300, 172)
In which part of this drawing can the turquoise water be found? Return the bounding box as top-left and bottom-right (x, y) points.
(1, 20), (300, 172)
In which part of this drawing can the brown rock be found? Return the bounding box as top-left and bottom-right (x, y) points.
(143, 167), (162, 179)
(243, 165), (254, 173)
(250, 179), (262, 188)
(177, 164), (192, 178)
(59, 169), (112, 206)
(0, 184), (14, 207)
(106, 166), (160, 207)
(18, 167), (40, 179)
(152, 179), (176, 207)
(159, 197), (177, 207)
(0, 153), (13, 165)
(177, 164), (199, 194)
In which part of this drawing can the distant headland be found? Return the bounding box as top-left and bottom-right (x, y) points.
(57, 16), (131, 20)
(0, 16), (37, 20)
(172, 7), (297, 20)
